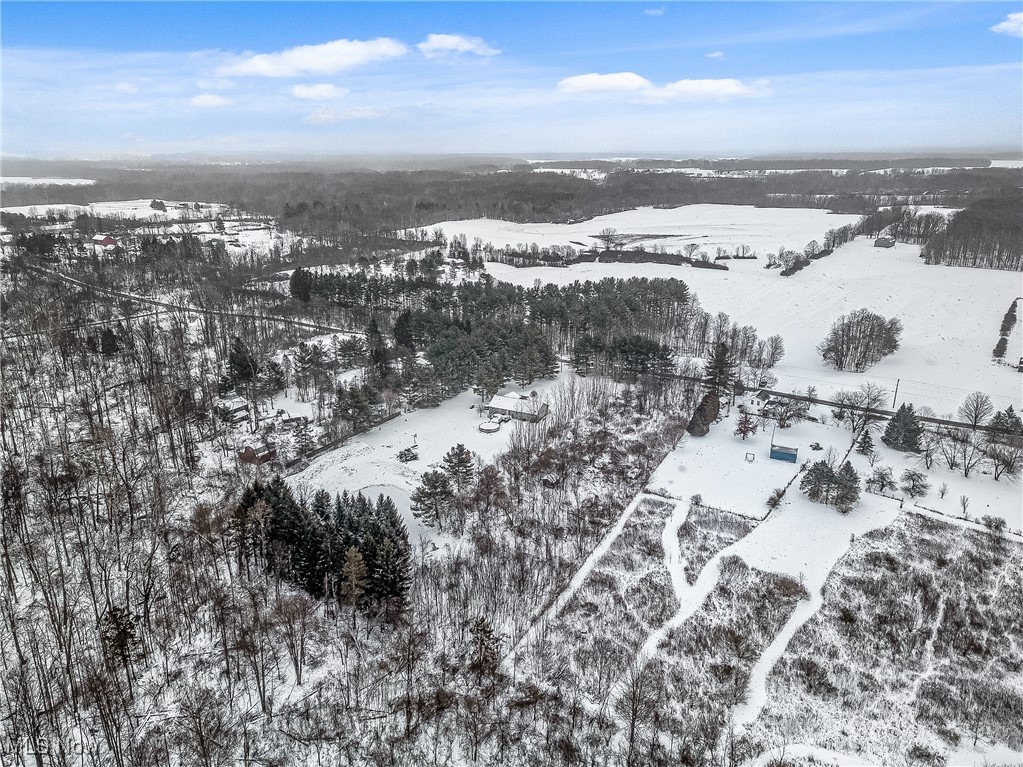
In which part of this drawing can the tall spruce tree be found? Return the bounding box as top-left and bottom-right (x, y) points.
(340, 546), (368, 629)
(228, 336), (258, 384)
(833, 462), (861, 513)
(800, 461), (837, 504)
(410, 470), (454, 530)
(442, 444), (475, 492)
(702, 342), (737, 399)
(882, 403), (922, 452)
(856, 429), (875, 456)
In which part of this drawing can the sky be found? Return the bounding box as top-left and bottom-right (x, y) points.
(1, 1), (1021, 158)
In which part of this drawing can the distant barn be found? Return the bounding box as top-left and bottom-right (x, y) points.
(91, 235), (118, 248)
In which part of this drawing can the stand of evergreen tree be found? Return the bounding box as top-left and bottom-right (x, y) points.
(800, 460), (861, 513)
(882, 403), (923, 452)
(990, 405), (1023, 436)
(233, 478), (412, 621)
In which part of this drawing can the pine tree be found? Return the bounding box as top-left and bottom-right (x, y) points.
(311, 489), (331, 520)
(265, 359), (287, 391)
(393, 309), (416, 351)
(800, 461), (837, 504)
(335, 383), (379, 433)
(340, 546), (368, 629)
(702, 342), (737, 399)
(411, 470), (454, 530)
(368, 533), (412, 624)
(100, 327), (120, 356)
(833, 461), (861, 513)
(442, 444), (475, 492)
(475, 360), (506, 402)
(289, 268), (313, 302)
(366, 316), (391, 380)
(882, 403), (922, 452)
(294, 418), (315, 457)
(228, 336), (258, 383)
(734, 409), (759, 440)
(855, 429), (874, 456)
(990, 405), (1023, 435)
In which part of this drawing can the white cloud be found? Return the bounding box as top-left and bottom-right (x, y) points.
(654, 78), (770, 101)
(191, 93), (233, 107)
(417, 33), (500, 58)
(644, 7), (665, 16)
(557, 72), (653, 94)
(991, 12), (1022, 38)
(114, 82), (138, 94)
(291, 83), (349, 100)
(558, 72), (768, 102)
(218, 37), (407, 77)
(706, 51), (725, 60)
(304, 107), (383, 124)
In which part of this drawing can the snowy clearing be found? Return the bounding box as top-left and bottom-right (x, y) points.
(434, 204), (861, 256)
(289, 372), (572, 542)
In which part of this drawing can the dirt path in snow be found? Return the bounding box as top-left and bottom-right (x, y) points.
(500, 492), (658, 675)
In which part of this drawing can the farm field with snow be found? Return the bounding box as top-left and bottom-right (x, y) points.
(1, 197), (228, 221)
(453, 208), (1021, 416)
(434, 203), (863, 256)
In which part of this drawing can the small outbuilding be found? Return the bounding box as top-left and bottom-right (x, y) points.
(238, 442), (276, 465)
(769, 443), (798, 463)
(486, 391), (549, 423)
(874, 236), (896, 248)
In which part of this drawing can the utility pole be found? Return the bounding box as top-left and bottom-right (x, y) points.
(892, 379), (900, 409)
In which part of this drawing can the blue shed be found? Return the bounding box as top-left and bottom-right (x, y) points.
(770, 444), (798, 463)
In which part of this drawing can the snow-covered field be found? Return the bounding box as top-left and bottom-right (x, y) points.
(434, 204), (861, 255)
(0, 176), (96, 186)
(1, 198), (228, 221)
(485, 231), (1021, 415)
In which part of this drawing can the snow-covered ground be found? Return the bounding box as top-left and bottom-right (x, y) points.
(487, 234), (1021, 415)
(1, 198), (228, 221)
(0, 176), (96, 186)
(434, 204), (861, 256)
(651, 401), (1021, 530)
(990, 159), (1023, 168)
(289, 372), (572, 542)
